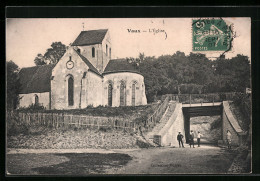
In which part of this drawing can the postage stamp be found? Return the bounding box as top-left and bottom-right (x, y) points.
(192, 18), (233, 52)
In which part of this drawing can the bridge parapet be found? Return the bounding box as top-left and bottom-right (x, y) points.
(162, 92), (244, 104)
(182, 102), (222, 107)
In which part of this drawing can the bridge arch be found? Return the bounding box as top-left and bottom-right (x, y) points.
(182, 102), (223, 143)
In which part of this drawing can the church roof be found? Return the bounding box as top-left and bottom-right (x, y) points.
(75, 50), (102, 76)
(103, 59), (141, 75)
(18, 64), (55, 94)
(71, 29), (108, 46)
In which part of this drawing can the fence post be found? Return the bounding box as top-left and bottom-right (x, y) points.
(62, 113), (65, 127)
(44, 113), (46, 125)
(27, 113), (29, 125)
(52, 113), (54, 127)
(55, 114), (58, 129)
(47, 113), (50, 127)
(97, 117), (100, 130)
(57, 113), (61, 128)
(79, 115), (81, 128)
(63, 114), (66, 128)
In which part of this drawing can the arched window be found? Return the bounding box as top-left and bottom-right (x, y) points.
(92, 47), (95, 57)
(106, 44), (108, 56)
(109, 48), (111, 59)
(68, 76), (74, 106)
(108, 83), (113, 106)
(120, 81), (126, 106)
(35, 94), (39, 106)
(132, 83), (136, 106)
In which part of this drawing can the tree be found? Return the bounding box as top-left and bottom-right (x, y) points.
(138, 51), (250, 103)
(34, 53), (46, 65)
(139, 52), (145, 62)
(6, 61), (20, 110)
(34, 42), (67, 65)
(214, 54), (250, 92)
(44, 42), (66, 64)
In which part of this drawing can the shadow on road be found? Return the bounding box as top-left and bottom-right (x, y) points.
(32, 153), (132, 175)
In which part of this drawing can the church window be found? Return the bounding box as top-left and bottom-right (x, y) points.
(120, 81), (126, 106)
(108, 83), (113, 106)
(92, 47), (95, 57)
(34, 94), (39, 106)
(132, 83), (136, 106)
(109, 48), (111, 59)
(68, 76), (74, 106)
(106, 44), (108, 56)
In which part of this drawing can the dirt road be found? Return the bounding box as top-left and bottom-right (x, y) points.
(7, 145), (237, 175)
(112, 145), (236, 174)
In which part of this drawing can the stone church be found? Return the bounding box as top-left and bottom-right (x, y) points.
(18, 29), (147, 109)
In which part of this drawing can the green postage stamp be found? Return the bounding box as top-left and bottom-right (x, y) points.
(192, 18), (233, 52)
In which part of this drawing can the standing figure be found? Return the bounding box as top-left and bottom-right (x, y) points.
(226, 130), (232, 149)
(197, 131), (202, 147)
(177, 132), (185, 148)
(189, 130), (195, 148)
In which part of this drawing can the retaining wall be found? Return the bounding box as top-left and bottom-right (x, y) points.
(222, 101), (246, 146)
(157, 103), (185, 147)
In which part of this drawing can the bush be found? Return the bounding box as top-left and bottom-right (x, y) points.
(86, 104), (94, 108)
(232, 93), (251, 131)
(18, 104), (45, 112)
(7, 111), (29, 136)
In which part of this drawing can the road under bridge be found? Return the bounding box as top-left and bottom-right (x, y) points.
(182, 102), (222, 143)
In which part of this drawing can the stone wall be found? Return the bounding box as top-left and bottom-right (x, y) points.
(222, 112), (239, 146)
(86, 71), (103, 107)
(19, 92), (50, 109)
(103, 72), (147, 107)
(159, 103), (185, 147)
(222, 101), (245, 146)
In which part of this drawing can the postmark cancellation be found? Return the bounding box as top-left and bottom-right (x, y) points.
(192, 18), (234, 53)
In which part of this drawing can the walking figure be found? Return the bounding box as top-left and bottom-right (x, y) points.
(189, 130), (195, 148)
(226, 130), (232, 149)
(177, 132), (185, 148)
(197, 131), (202, 147)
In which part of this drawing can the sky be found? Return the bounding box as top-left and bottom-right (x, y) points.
(6, 18), (251, 68)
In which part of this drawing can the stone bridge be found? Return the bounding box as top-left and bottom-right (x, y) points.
(149, 94), (247, 147)
(182, 102), (222, 143)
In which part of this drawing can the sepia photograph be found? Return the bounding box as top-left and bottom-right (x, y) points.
(6, 17), (252, 175)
